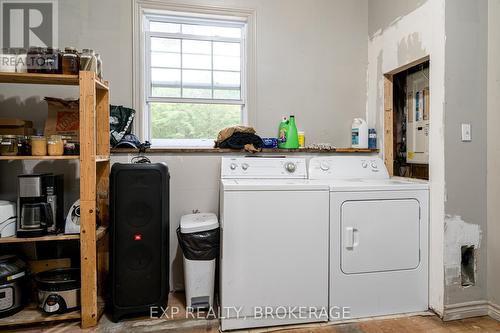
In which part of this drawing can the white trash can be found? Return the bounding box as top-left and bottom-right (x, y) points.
(178, 213), (219, 310)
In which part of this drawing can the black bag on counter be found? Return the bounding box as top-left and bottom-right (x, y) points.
(176, 227), (220, 261)
(110, 105), (135, 147)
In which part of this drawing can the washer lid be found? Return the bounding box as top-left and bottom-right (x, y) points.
(221, 179), (330, 191)
(180, 213), (219, 233)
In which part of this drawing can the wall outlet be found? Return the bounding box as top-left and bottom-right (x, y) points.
(461, 123), (472, 142)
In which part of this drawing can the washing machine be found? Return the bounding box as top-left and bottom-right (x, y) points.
(309, 156), (429, 320)
(220, 157), (329, 331)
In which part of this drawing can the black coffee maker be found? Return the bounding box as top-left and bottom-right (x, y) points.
(17, 174), (64, 237)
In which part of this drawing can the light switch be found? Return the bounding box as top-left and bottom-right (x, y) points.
(461, 123), (472, 142)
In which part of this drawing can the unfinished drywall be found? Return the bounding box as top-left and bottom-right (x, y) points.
(0, 0), (370, 290)
(487, 0), (500, 309)
(443, 0), (488, 307)
(366, 0), (446, 315)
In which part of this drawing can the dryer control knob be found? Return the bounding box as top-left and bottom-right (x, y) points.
(242, 163), (249, 171)
(320, 162), (330, 171)
(361, 162), (368, 168)
(371, 162), (378, 169)
(285, 162), (297, 173)
(230, 163), (238, 170)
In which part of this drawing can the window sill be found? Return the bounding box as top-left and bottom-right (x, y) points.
(111, 147), (379, 154)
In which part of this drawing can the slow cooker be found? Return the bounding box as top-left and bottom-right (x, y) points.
(35, 268), (80, 314)
(0, 255), (27, 318)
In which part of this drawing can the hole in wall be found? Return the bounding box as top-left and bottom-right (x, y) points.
(461, 245), (476, 287)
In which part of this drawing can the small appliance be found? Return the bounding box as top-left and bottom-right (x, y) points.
(64, 200), (80, 234)
(0, 255), (28, 318)
(35, 268), (80, 314)
(17, 174), (64, 237)
(0, 201), (16, 238)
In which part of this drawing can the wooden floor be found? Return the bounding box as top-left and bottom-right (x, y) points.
(2, 293), (500, 332)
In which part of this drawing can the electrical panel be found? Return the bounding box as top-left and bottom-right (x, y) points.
(406, 70), (429, 165)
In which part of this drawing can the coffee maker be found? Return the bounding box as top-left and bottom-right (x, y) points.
(17, 174), (64, 237)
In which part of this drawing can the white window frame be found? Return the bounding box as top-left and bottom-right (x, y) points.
(133, 0), (256, 147)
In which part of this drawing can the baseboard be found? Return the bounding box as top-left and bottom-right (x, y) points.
(489, 302), (500, 321)
(442, 300), (489, 321)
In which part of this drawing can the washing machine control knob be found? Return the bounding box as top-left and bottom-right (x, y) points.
(242, 163), (249, 171)
(361, 162), (368, 168)
(285, 162), (297, 173)
(371, 162), (378, 169)
(230, 163), (238, 170)
(320, 162), (330, 171)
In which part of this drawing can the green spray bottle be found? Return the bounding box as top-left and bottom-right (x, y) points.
(278, 116), (288, 148)
(282, 115), (299, 149)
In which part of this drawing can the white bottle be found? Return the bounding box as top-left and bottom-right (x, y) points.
(351, 118), (368, 148)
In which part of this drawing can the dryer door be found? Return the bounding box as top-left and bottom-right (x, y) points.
(340, 199), (420, 274)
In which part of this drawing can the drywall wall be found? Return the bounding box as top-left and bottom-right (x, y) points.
(366, 0), (446, 315)
(487, 0), (500, 309)
(443, 0), (488, 308)
(0, 0), (369, 290)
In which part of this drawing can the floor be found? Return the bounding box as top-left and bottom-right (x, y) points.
(3, 293), (500, 333)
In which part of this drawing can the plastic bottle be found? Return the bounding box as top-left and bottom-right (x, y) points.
(368, 128), (377, 149)
(278, 116), (288, 149)
(283, 115), (299, 149)
(351, 118), (368, 149)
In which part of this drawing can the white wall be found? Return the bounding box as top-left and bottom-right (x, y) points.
(487, 0), (500, 309)
(0, 0), (370, 290)
(443, 0), (488, 308)
(366, 0), (446, 315)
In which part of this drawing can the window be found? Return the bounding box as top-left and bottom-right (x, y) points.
(143, 13), (247, 147)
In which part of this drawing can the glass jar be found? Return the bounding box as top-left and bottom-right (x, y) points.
(80, 49), (97, 72)
(27, 47), (42, 73)
(17, 136), (31, 156)
(62, 47), (79, 75)
(47, 135), (64, 156)
(44, 47), (60, 74)
(0, 48), (17, 72)
(1, 135), (18, 156)
(95, 53), (102, 79)
(31, 136), (47, 156)
(14, 48), (27, 73)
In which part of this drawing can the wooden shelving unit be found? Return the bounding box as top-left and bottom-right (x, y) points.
(0, 71), (110, 329)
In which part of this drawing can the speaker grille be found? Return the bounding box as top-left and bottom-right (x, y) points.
(110, 164), (169, 313)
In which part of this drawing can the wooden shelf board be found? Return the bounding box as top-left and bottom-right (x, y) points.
(111, 147), (379, 154)
(0, 296), (105, 328)
(0, 155), (79, 161)
(0, 72), (108, 90)
(0, 226), (107, 244)
(95, 79), (109, 91)
(0, 302), (81, 327)
(96, 155), (110, 163)
(0, 72), (79, 86)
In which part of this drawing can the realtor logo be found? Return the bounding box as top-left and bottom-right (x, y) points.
(0, 0), (58, 49)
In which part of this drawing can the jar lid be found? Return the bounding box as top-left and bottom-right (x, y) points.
(2, 135), (17, 139)
(48, 135), (62, 140)
(31, 135), (46, 140)
(64, 47), (77, 52)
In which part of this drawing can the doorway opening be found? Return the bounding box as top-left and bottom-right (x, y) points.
(384, 60), (430, 180)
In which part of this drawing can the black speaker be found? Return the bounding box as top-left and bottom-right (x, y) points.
(109, 163), (169, 322)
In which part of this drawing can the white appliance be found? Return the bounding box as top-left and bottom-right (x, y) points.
(180, 213), (218, 310)
(0, 201), (16, 238)
(309, 156), (429, 320)
(220, 157), (330, 331)
(64, 200), (80, 235)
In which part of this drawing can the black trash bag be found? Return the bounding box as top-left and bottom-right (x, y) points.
(110, 105), (136, 147)
(176, 226), (220, 261)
